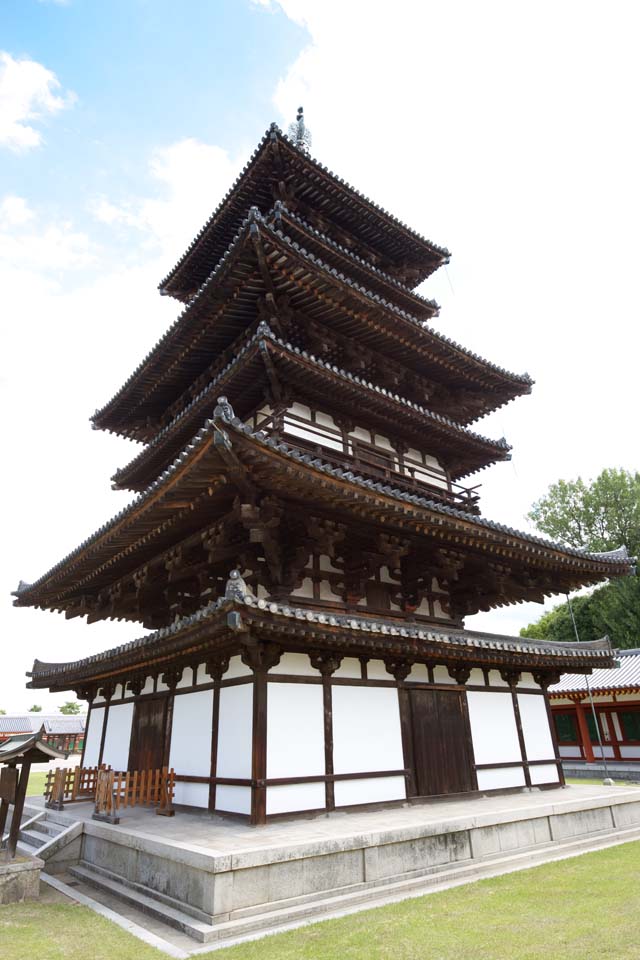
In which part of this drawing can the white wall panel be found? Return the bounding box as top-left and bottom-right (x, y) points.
(217, 684), (253, 778)
(467, 691), (521, 765)
(468, 668), (485, 686)
(592, 745), (615, 758)
(334, 775), (406, 807)
(517, 673), (540, 690)
(215, 785), (251, 814)
(433, 665), (455, 684)
(332, 686), (403, 774)
(196, 663), (211, 685)
(267, 683), (324, 778)
(529, 764), (560, 785)
(407, 664), (429, 683)
(367, 660), (391, 681)
(83, 707), (105, 766)
(487, 670), (509, 688)
(169, 689), (213, 777)
(476, 766), (526, 790)
(517, 694), (555, 761)
(101, 703), (134, 772)
(333, 657), (362, 679)
(620, 746), (640, 758)
(266, 782), (326, 815)
(176, 667), (193, 689)
(224, 655), (253, 679)
(269, 653), (319, 677)
(559, 746), (582, 758)
(173, 783), (209, 808)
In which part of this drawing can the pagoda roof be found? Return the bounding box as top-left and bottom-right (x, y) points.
(159, 124), (450, 301)
(111, 323), (512, 492)
(26, 576), (615, 692)
(14, 406), (633, 620)
(92, 210), (532, 440)
(549, 648), (640, 699)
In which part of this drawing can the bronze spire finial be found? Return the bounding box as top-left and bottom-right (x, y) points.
(288, 106), (312, 154)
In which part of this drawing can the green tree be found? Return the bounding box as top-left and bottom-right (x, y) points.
(0, 709), (5, 715)
(59, 701), (81, 715)
(522, 468), (640, 648)
(28, 704), (42, 712)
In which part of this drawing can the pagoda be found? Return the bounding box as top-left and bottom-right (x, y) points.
(15, 113), (632, 824)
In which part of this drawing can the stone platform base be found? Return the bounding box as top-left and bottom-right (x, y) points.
(0, 855), (44, 904)
(564, 760), (640, 783)
(22, 785), (640, 944)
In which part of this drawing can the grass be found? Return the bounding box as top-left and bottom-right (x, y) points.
(2, 841), (640, 959)
(566, 777), (639, 787)
(26, 770), (48, 797)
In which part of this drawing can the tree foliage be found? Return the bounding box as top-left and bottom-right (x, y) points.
(59, 701), (81, 715)
(0, 709), (5, 715)
(28, 704), (42, 712)
(522, 468), (640, 649)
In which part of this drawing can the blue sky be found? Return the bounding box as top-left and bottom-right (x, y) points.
(1, 0), (638, 709)
(1, 0), (304, 257)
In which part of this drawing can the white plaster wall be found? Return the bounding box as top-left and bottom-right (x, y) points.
(620, 746), (640, 758)
(517, 694), (555, 761)
(217, 684), (253, 779)
(266, 782), (326, 815)
(367, 660), (391, 681)
(94, 690), (105, 705)
(196, 663), (211, 685)
(157, 675), (169, 692)
(517, 673), (540, 690)
(290, 577), (314, 598)
(224, 656), (253, 679)
(319, 554), (341, 573)
(169, 690), (213, 782)
(319, 579), (342, 601)
(592, 746), (615, 758)
(216, 785), (251, 815)
(559, 746), (582, 758)
(270, 653), (320, 677)
(141, 676), (154, 696)
(407, 663), (430, 683)
(476, 767), (526, 790)
(176, 667), (193, 690)
(332, 686), (403, 774)
(334, 775), (406, 807)
(113, 683), (123, 700)
(467, 691), (521, 765)
(433, 665), (455, 684)
(333, 657), (362, 679)
(487, 670), (509, 688)
(101, 703), (134, 772)
(468, 668), (485, 686)
(83, 707), (105, 766)
(611, 713), (623, 740)
(529, 764), (559, 785)
(267, 683), (324, 778)
(173, 783), (209, 807)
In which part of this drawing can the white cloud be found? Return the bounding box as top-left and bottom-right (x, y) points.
(0, 52), (74, 151)
(0, 194), (34, 226)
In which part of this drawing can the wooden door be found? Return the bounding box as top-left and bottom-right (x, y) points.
(409, 688), (476, 797)
(128, 698), (167, 771)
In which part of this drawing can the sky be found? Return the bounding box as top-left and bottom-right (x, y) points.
(1, 0), (638, 712)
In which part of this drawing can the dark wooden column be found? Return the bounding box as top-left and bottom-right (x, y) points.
(76, 686), (96, 768)
(206, 655), (229, 811)
(501, 670), (531, 788)
(310, 653), (343, 811)
(97, 683), (115, 766)
(385, 659), (416, 798)
(7, 759), (30, 860)
(241, 640), (281, 826)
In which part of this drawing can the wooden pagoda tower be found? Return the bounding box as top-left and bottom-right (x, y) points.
(15, 115), (632, 823)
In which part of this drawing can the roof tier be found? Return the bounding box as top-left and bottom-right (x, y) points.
(111, 324), (512, 492)
(27, 576), (615, 693)
(159, 125), (450, 301)
(14, 406), (633, 625)
(93, 212), (532, 440)
(549, 648), (640, 698)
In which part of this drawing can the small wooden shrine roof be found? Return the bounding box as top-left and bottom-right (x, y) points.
(549, 648), (640, 699)
(0, 728), (67, 764)
(111, 323), (512, 492)
(159, 125), (450, 301)
(93, 210), (532, 439)
(13, 405), (633, 620)
(26, 572), (616, 692)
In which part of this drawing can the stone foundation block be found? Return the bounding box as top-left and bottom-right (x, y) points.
(0, 855), (44, 904)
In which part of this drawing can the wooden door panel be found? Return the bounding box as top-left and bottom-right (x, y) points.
(128, 698), (167, 771)
(409, 689), (475, 796)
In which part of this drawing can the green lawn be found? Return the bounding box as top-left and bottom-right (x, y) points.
(26, 770), (48, 797)
(2, 841), (640, 959)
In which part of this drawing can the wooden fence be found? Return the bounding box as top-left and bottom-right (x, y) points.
(44, 765), (175, 822)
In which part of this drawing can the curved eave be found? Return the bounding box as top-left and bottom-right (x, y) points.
(92, 213), (532, 439)
(159, 125), (450, 300)
(111, 325), (512, 492)
(27, 596), (614, 691)
(13, 414), (633, 614)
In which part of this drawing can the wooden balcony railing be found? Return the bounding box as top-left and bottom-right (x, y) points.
(254, 411), (480, 512)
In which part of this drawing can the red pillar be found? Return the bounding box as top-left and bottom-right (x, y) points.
(574, 700), (595, 762)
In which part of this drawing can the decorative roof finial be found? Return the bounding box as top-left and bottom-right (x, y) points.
(288, 106), (312, 154)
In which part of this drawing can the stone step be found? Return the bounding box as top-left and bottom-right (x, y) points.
(18, 829), (47, 849)
(29, 820), (65, 839)
(68, 864), (215, 943)
(68, 823), (640, 946)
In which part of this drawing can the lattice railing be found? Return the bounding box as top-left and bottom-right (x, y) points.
(44, 765), (175, 821)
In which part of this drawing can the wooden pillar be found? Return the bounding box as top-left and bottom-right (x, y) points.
(206, 656), (229, 812)
(241, 641), (281, 826)
(502, 670), (531, 788)
(385, 659), (417, 798)
(97, 684), (115, 766)
(311, 653), (343, 811)
(7, 759), (31, 860)
(574, 700), (595, 762)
